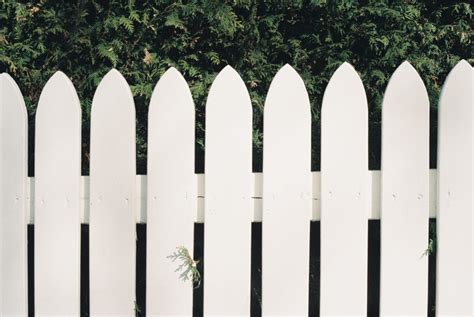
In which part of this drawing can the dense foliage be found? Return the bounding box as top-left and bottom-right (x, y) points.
(1, 0), (472, 174)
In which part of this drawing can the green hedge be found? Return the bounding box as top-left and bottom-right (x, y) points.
(1, 0), (472, 174)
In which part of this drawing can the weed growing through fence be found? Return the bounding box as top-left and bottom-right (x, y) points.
(168, 246), (201, 288)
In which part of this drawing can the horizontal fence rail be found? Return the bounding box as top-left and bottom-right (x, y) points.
(1, 61), (472, 316)
(22, 171), (439, 224)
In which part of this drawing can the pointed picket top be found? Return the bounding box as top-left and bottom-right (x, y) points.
(322, 62), (366, 118)
(206, 65), (251, 115)
(439, 59), (472, 105)
(436, 59), (473, 314)
(320, 62), (368, 315)
(147, 66), (195, 315)
(149, 67), (193, 118)
(380, 60), (430, 315)
(265, 64), (309, 115)
(92, 69), (134, 115)
(383, 61), (428, 112)
(204, 64), (252, 315)
(0, 73), (28, 316)
(36, 71), (81, 119)
(1, 73), (27, 118)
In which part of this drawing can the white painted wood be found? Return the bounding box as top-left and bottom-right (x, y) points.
(436, 60), (473, 316)
(25, 170), (439, 225)
(380, 61), (430, 316)
(320, 62), (368, 315)
(147, 68), (195, 316)
(0, 73), (28, 316)
(90, 69), (136, 316)
(262, 64), (311, 316)
(204, 66), (252, 316)
(35, 71), (81, 316)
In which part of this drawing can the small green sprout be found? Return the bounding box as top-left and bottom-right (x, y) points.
(421, 238), (435, 258)
(167, 246), (201, 288)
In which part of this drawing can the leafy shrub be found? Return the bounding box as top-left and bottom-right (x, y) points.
(0, 0), (471, 174)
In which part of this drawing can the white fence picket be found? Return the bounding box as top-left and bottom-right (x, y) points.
(0, 74), (28, 315)
(320, 63), (368, 315)
(90, 69), (136, 315)
(436, 60), (473, 315)
(380, 62), (430, 315)
(262, 65), (312, 316)
(147, 68), (195, 316)
(35, 72), (81, 316)
(204, 66), (252, 315)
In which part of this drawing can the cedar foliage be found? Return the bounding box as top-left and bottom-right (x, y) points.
(0, 0), (472, 174)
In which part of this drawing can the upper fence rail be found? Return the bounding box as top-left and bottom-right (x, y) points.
(1, 61), (472, 316)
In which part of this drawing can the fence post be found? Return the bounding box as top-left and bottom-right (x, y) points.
(437, 60), (473, 315)
(90, 69), (136, 315)
(204, 66), (253, 315)
(320, 62), (369, 315)
(380, 61), (430, 315)
(147, 67), (195, 316)
(0, 73), (28, 316)
(262, 65), (312, 316)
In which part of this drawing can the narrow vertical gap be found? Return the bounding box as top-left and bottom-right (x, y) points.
(193, 223), (204, 317)
(309, 220), (320, 317)
(81, 224), (89, 316)
(27, 224), (34, 317)
(367, 219), (380, 316)
(251, 222), (262, 316)
(136, 223), (146, 316)
(427, 219), (437, 317)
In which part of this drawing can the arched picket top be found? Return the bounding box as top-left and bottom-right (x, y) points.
(262, 64), (311, 316)
(320, 62), (368, 315)
(147, 67), (195, 316)
(380, 61), (430, 315)
(204, 65), (253, 315)
(436, 60), (473, 315)
(35, 71), (81, 316)
(90, 69), (136, 315)
(0, 73), (28, 316)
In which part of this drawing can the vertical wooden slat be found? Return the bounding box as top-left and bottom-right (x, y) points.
(35, 72), (81, 316)
(147, 68), (195, 316)
(380, 61), (430, 315)
(262, 65), (311, 316)
(320, 62), (368, 315)
(90, 69), (136, 316)
(204, 66), (252, 315)
(0, 73), (28, 315)
(437, 60), (473, 315)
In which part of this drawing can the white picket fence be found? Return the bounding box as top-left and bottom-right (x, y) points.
(0, 60), (472, 316)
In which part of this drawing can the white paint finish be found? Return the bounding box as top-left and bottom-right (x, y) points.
(380, 62), (430, 316)
(436, 60), (473, 315)
(147, 68), (195, 316)
(34, 72), (81, 315)
(320, 63), (368, 315)
(204, 66), (252, 315)
(0, 73), (28, 315)
(262, 65), (311, 316)
(90, 69), (136, 315)
(26, 171), (439, 225)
